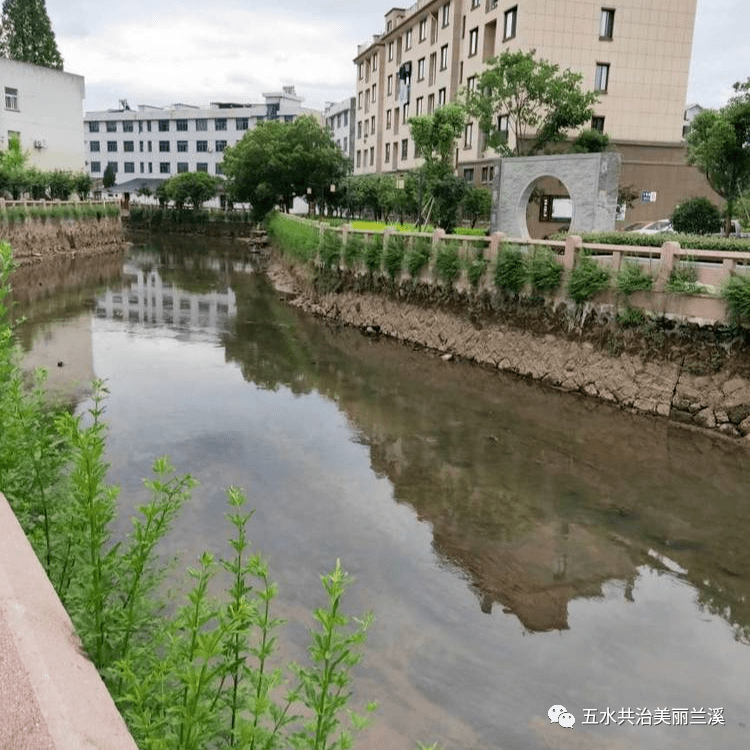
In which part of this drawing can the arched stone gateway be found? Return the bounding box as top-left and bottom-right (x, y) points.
(491, 152), (622, 238)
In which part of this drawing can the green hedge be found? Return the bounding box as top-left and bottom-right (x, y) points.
(553, 230), (750, 252)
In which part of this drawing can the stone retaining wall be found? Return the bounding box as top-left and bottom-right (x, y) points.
(267, 252), (750, 445)
(3, 216), (124, 266)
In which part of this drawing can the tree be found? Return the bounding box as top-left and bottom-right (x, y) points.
(222, 116), (349, 221)
(0, 0), (63, 69)
(686, 79), (750, 236)
(671, 197), (722, 235)
(464, 49), (599, 156)
(462, 185), (492, 227)
(102, 164), (116, 190)
(74, 172), (92, 200)
(0, 132), (30, 198)
(164, 171), (220, 209)
(570, 128), (610, 153)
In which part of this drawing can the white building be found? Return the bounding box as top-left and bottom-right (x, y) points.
(0, 58), (85, 171)
(323, 97), (356, 163)
(83, 86), (319, 190)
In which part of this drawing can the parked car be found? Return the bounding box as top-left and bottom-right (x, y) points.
(622, 219), (674, 234)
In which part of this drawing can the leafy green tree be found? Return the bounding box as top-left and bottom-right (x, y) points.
(0, 0), (63, 69)
(0, 133), (30, 198)
(464, 49), (599, 155)
(570, 128), (610, 153)
(48, 170), (73, 200)
(164, 171), (220, 209)
(222, 116), (349, 221)
(687, 79), (750, 236)
(102, 163), (116, 190)
(671, 196), (722, 235)
(74, 172), (92, 200)
(462, 185), (492, 227)
(431, 173), (467, 233)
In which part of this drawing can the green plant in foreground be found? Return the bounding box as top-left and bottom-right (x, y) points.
(723, 274), (750, 322)
(616, 262), (654, 296)
(364, 234), (383, 273)
(343, 233), (364, 267)
(467, 252), (489, 288)
(526, 246), (563, 293)
(665, 256), (701, 294)
(319, 230), (343, 269)
(405, 237), (432, 278)
(617, 307), (647, 327)
(384, 234), (406, 280)
(494, 244), (527, 293)
(568, 254), (610, 304)
(435, 240), (461, 286)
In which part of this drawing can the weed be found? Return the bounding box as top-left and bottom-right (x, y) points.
(383, 234), (406, 280)
(616, 262), (654, 295)
(266, 212), (320, 262)
(405, 237), (432, 278)
(568, 254), (610, 303)
(319, 230), (343, 269)
(527, 246), (563, 293)
(364, 234), (383, 273)
(723, 274), (750, 323)
(435, 240), (461, 286)
(467, 251), (489, 288)
(665, 257), (701, 294)
(494, 244), (527, 293)
(344, 233), (364, 267)
(617, 307), (647, 327)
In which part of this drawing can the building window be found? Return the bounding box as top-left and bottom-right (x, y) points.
(123, 121), (134, 132)
(386, 109), (392, 129)
(124, 162), (135, 173)
(440, 44), (449, 70)
(356, 150), (361, 168)
(498, 114), (509, 139)
(139, 141), (144, 152)
(88, 121), (99, 133)
(177, 140), (188, 152)
(159, 141), (170, 152)
(371, 115), (375, 132)
(146, 121), (152, 132)
(416, 97), (423, 115)
(236, 117), (249, 130)
(385, 142), (391, 163)
(216, 163), (224, 175)
(429, 52), (437, 84)
(600, 8), (615, 40)
(464, 122), (473, 148)
(438, 88), (446, 106)
(359, 62), (364, 80)
(196, 162), (208, 172)
(467, 75), (476, 92)
(196, 118), (208, 131)
(387, 75), (393, 95)
(177, 162), (188, 173)
(197, 140), (208, 152)
(504, 6), (517, 41)
(595, 63), (610, 92)
(148, 141), (152, 152)
(106, 121), (117, 132)
(343, 136), (348, 151)
(592, 116), (605, 132)
(403, 102), (409, 121)
(364, 120), (369, 137)
(215, 140), (227, 152)
(215, 118), (227, 131)
(401, 139), (408, 159)
(343, 110), (348, 126)
(372, 52), (378, 71)
(469, 27), (479, 56)
(140, 163), (144, 173)
(148, 163), (153, 173)
(471, 0), (480, 7)
(358, 92), (363, 109)
(91, 161), (101, 173)
(463, 168), (474, 182)
(370, 147), (375, 166)
(174, 119), (187, 131)
(107, 161), (117, 173)
(417, 58), (426, 81)
(357, 120), (362, 138)
(388, 41), (394, 61)
(419, 18), (427, 41)
(158, 120), (169, 132)
(442, 2), (450, 27)
(107, 141), (117, 152)
(90, 141), (100, 152)
(405, 29), (412, 50)
(124, 141), (134, 152)
(160, 162), (171, 174)
(427, 93), (435, 113)
(372, 84), (377, 102)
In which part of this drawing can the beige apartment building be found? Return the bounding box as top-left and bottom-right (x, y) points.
(353, 1), (712, 227)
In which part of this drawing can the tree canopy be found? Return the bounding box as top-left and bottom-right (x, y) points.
(163, 171), (220, 209)
(686, 79), (750, 235)
(408, 102), (466, 172)
(0, 0), (63, 69)
(464, 49), (599, 156)
(221, 116), (350, 220)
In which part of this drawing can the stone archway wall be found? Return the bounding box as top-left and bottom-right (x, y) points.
(491, 153), (622, 238)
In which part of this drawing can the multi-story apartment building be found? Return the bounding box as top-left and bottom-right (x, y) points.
(323, 97), (356, 164)
(0, 58), (85, 172)
(353, 1), (698, 185)
(83, 86), (318, 188)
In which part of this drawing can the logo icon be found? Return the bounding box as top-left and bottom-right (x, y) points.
(549, 705), (576, 729)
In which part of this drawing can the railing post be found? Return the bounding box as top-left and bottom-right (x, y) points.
(487, 231), (504, 265)
(611, 250), (622, 273)
(564, 234), (582, 271)
(655, 241), (680, 293)
(722, 257), (736, 284)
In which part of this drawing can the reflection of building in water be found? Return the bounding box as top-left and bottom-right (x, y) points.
(95, 261), (249, 328)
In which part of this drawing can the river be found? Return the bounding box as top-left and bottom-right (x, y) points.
(11, 236), (750, 750)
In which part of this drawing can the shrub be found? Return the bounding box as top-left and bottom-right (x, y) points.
(265, 212), (320, 261)
(723, 274), (750, 322)
(405, 237), (432, 278)
(555, 231), (750, 252)
(344, 232), (365, 267)
(435, 240), (461, 286)
(671, 197), (722, 235)
(617, 307), (647, 327)
(364, 234), (383, 272)
(319, 229), (343, 268)
(665, 256), (701, 294)
(527, 246), (563, 292)
(494, 244), (527, 293)
(466, 251), (489, 288)
(383, 233), (406, 280)
(568, 254), (610, 303)
(616, 262), (654, 295)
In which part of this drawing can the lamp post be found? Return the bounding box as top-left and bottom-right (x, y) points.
(396, 177), (405, 225)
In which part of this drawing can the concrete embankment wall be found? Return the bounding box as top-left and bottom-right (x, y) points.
(3, 216), (124, 266)
(268, 251), (750, 445)
(0, 492), (139, 750)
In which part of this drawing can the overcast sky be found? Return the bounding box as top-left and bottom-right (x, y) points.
(45, 0), (749, 114)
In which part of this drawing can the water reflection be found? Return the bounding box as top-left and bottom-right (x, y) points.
(13, 239), (750, 750)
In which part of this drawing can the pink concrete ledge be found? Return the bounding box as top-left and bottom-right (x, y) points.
(0, 491), (139, 750)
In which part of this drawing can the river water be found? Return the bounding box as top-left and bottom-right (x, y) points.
(11, 236), (750, 750)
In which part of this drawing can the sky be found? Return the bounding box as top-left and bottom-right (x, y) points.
(43, 0), (750, 114)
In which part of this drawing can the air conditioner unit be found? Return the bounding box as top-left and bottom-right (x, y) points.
(33, 139), (43, 148)
(207, 147), (213, 152)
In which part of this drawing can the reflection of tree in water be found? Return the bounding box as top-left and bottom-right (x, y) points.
(219, 259), (750, 637)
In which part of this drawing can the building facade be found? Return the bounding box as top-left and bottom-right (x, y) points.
(353, 1), (698, 179)
(83, 86), (318, 188)
(0, 58), (85, 172)
(323, 97), (356, 164)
